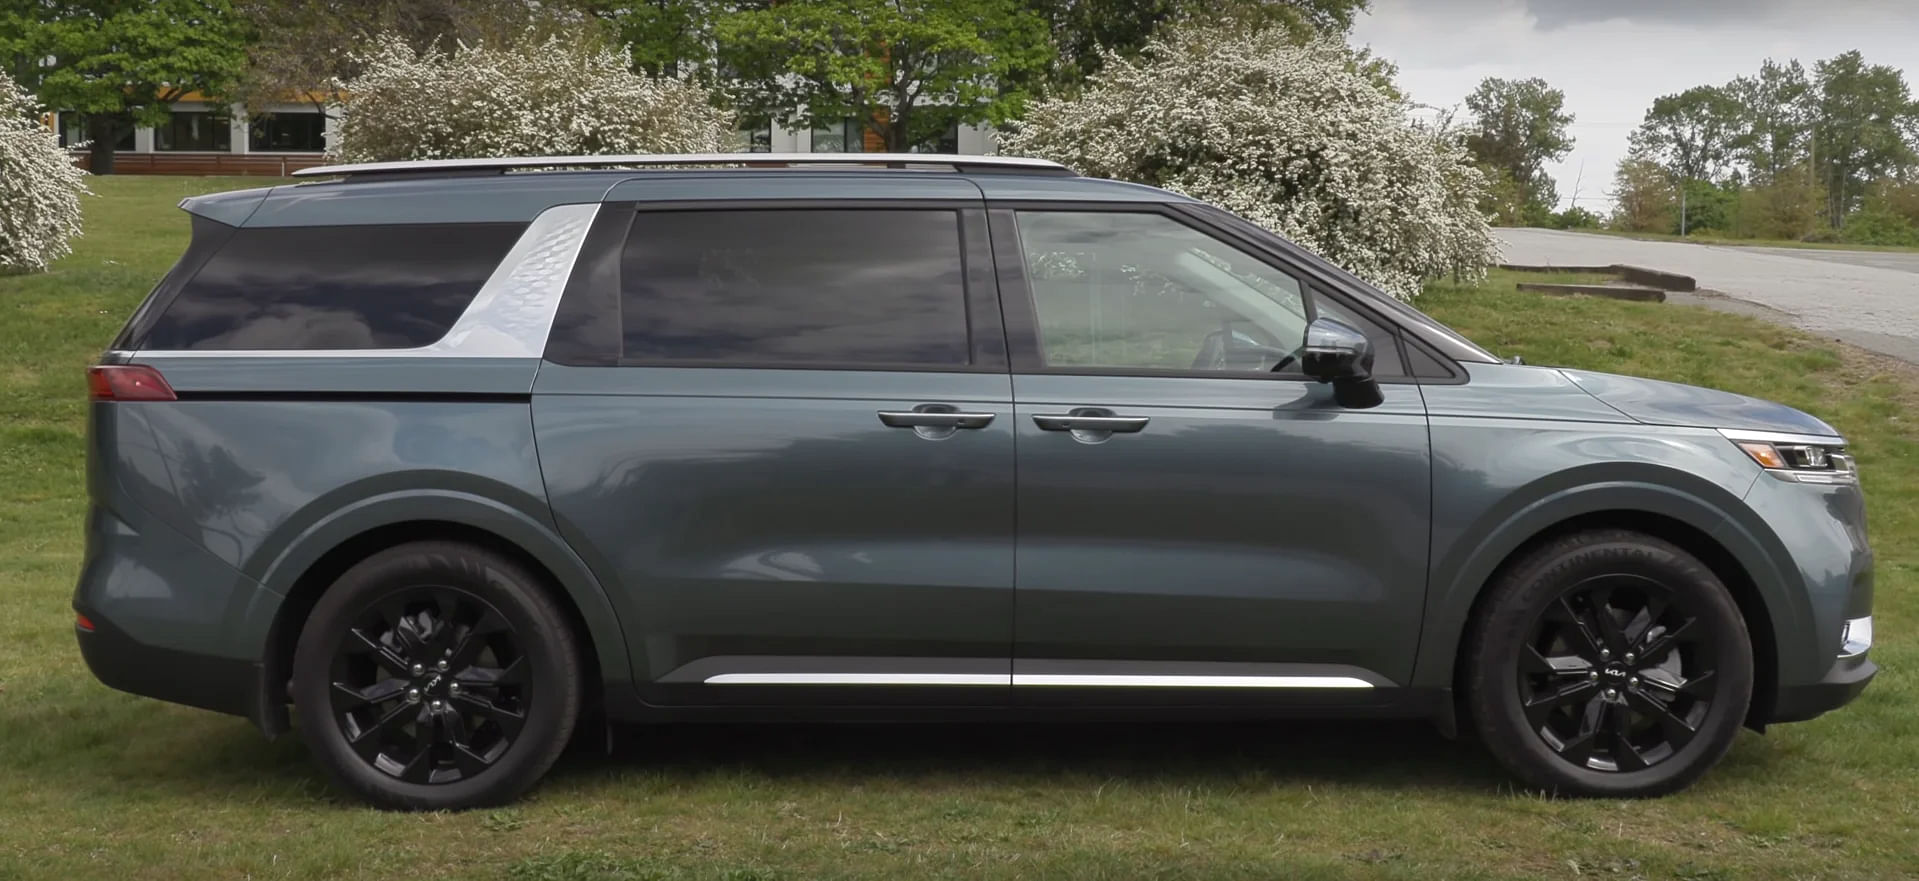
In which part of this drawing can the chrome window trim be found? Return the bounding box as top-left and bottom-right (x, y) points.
(126, 203), (600, 360)
(1718, 427), (1847, 448)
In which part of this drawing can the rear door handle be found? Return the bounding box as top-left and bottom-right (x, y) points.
(877, 409), (996, 429)
(1032, 413), (1150, 433)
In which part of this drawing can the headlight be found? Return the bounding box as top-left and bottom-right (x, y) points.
(1720, 429), (1855, 484)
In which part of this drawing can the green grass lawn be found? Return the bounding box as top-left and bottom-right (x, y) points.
(2, 177), (1916, 880)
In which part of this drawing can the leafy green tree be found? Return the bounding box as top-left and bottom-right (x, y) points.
(579, 0), (717, 78)
(1609, 157), (1675, 233)
(1811, 50), (1917, 228)
(1463, 76), (1574, 216)
(1726, 58), (1812, 183)
(1034, 0), (1369, 86)
(233, 0), (604, 119)
(0, 0), (248, 174)
(717, 0), (1051, 152)
(1628, 84), (1743, 184)
(1732, 164), (1822, 241)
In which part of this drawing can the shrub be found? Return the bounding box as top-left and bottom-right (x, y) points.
(330, 33), (732, 162)
(1732, 170), (1822, 241)
(1839, 208), (1919, 247)
(1547, 207), (1603, 229)
(0, 72), (88, 273)
(1000, 24), (1496, 300)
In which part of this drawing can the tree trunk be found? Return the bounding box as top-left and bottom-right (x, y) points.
(85, 115), (123, 175)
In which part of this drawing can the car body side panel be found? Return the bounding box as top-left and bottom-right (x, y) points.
(1412, 363), (1822, 695)
(532, 365), (1017, 693)
(80, 355), (631, 685)
(1009, 374), (1432, 685)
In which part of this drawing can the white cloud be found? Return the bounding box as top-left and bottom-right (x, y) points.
(1354, 0), (1919, 209)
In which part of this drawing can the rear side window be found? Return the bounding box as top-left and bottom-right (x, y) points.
(137, 223), (523, 350)
(619, 209), (970, 367)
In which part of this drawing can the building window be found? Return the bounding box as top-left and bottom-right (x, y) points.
(731, 117), (772, 153)
(910, 123), (961, 155)
(156, 110), (231, 151)
(249, 112), (326, 152)
(56, 112), (133, 150)
(810, 118), (862, 153)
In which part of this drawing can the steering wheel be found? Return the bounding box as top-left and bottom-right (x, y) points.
(1191, 319), (1300, 372)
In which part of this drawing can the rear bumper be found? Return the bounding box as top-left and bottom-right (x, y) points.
(1769, 652), (1877, 724)
(74, 604), (268, 723)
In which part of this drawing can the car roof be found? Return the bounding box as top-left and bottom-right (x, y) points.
(179, 154), (1198, 228)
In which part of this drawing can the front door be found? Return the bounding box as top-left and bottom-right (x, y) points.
(534, 201), (1016, 706)
(992, 208), (1433, 701)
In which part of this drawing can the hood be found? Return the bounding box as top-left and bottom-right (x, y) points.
(1558, 368), (1840, 437)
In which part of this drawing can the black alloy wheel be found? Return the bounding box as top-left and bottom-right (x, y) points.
(293, 541), (582, 810)
(1465, 529), (1752, 797)
(328, 587), (528, 784)
(1520, 575), (1717, 773)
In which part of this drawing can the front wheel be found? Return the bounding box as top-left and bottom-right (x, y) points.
(291, 541), (582, 810)
(1464, 529), (1753, 797)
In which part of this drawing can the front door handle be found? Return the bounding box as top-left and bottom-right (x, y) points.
(1032, 412), (1150, 433)
(877, 409), (996, 429)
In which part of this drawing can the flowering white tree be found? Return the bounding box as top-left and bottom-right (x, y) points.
(1002, 25), (1498, 300)
(0, 72), (88, 274)
(329, 34), (733, 162)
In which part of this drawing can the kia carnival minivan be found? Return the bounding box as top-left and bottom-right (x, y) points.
(76, 154), (1875, 809)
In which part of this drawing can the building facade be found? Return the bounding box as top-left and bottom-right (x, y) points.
(67, 101), (999, 175)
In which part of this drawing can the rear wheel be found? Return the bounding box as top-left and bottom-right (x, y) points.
(1464, 529), (1752, 797)
(291, 541), (581, 810)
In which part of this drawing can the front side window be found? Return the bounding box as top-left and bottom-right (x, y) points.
(1015, 211), (1312, 374)
(139, 223), (523, 350)
(620, 209), (970, 367)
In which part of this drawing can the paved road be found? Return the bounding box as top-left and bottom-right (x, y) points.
(1496, 228), (1919, 364)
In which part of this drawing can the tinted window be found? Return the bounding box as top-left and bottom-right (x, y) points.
(1016, 211), (1310, 374)
(620, 210), (970, 367)
(140, 223), (523, 350)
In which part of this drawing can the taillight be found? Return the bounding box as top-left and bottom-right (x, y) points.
(87, 365), (176, 401)
(75, 613), (96, 632)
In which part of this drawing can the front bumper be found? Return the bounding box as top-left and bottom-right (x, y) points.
(1769, 651), (1877, 724)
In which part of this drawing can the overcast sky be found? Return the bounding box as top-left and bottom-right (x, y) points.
(1352, 0), (1919, 210)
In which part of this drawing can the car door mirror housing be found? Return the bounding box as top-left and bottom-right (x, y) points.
(1301, 317), (1383, 409)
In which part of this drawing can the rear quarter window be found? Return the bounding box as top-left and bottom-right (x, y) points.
(134, 222), (524, 350)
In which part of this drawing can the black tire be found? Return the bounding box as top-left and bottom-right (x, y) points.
(291, 541), (582, 810)
(1464, 529), (1752, 797)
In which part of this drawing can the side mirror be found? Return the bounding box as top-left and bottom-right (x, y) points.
(1300, 317), (1383, 409)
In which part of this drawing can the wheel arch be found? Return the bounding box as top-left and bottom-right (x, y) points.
(251, 493), (632, 735)
(1414, 480), (1807, 731)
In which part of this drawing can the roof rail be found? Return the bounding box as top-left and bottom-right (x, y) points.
(291, 152), (1075, 180)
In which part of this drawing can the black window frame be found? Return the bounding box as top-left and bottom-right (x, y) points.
(543, 200), (1007, 374)
(987, 201), (1461, 385)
